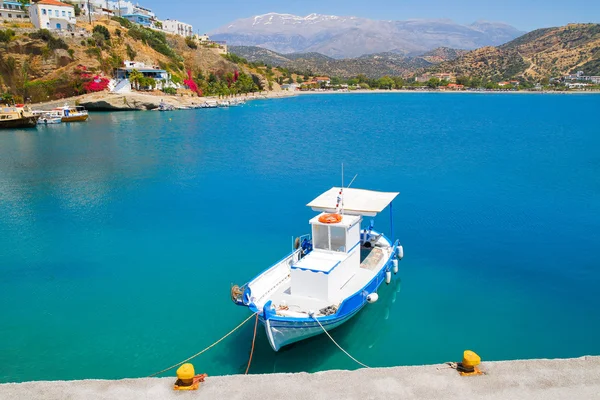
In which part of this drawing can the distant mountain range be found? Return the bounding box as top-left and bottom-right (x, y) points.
(230, 46), (466, 78)
(211, 13), (525, 59)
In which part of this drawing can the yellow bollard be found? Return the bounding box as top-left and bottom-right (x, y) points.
(174, 363), (208, 390)
(457, 350), (483, 376)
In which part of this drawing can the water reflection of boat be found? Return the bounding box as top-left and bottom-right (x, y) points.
(232, 186), (404, 351)
(52, 104), (89, 122)
(0, 104), (38, 129)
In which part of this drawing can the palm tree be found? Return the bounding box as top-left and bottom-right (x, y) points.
(128, 69), (143, 90)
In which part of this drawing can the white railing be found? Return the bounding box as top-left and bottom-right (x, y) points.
(248, 250), (301, 308)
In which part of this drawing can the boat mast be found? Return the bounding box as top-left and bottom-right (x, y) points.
(341, 163), (344, 215)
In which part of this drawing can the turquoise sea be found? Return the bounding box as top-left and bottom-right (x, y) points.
(1, 93), (599, 383)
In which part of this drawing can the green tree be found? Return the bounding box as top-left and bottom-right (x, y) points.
(393, 77), (405, 89)
(93, 25), (111, 41)
(377, 76), (395, 90)
(469, 77), (482, 88)
(0, 29), (16, 44)
(235, 72), (257, 93)
(1, 92), (14, 104)
(128, 69), (143, 90)
(455, 76), (470, 86)
(426, 77), (441, 88)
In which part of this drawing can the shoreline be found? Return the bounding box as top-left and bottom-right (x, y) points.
(294, 88), (600, 95)
(29, 87), (599, 112)
(30, 90), (297, 112)
(1, 356), (598, 400)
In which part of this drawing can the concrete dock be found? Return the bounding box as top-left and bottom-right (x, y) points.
(1, 356), (599, 400)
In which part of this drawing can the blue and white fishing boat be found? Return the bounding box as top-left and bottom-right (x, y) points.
(232, 186), (404, 351)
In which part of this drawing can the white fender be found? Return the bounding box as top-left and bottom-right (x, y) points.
(392, 259), (399, 274)
(366, 293), (379, 303)
(396, 245), (404, 260)
(385, 270), (391, 284)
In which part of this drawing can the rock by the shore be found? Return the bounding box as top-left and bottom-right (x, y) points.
(31, 91), (295, 112)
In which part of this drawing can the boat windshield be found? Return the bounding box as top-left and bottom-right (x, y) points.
(313, 224), (347, 252)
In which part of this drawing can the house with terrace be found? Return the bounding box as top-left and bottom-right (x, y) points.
(110, 61), (180, 93)
(0, 0), (30, 20)
(28, 0), (76, 31)
(162, 19), (193, 37)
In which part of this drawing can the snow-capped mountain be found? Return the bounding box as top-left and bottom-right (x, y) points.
(211, 13), (525, 58)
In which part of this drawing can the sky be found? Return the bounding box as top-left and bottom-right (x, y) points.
(139, 0), (600, 33)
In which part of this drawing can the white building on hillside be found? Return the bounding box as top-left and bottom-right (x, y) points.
(117, 2), (154, 18)
(195, 33), (210, 42)
(0, 0), (30, 20)
(29, 0), (76, 31)
(162, 19), (193, 37)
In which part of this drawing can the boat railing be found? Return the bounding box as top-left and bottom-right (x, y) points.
(248, 250), (301, 306)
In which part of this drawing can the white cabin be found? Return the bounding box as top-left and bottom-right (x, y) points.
(291, 213), (361, 302)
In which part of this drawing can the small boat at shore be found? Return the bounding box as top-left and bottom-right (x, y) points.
(0, 104), (38, 129)
(52, 104), (89, 122)
(218, 101), (230, 108)
(232, 186), (404, 351)
(36, 111), (62, 125)
(202, 100), (218, 108)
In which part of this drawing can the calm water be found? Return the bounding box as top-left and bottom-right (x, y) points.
(1, 93), (599, 382)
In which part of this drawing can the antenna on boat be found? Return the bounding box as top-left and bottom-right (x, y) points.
(341, 163), (344, 214)
(336, 164), (358, 216)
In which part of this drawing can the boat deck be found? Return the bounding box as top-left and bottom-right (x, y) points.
(268, 242), (392, 317)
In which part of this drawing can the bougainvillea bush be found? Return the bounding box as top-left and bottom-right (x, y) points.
(83, 75), (110, 92)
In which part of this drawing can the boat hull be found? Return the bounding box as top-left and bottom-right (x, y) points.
(0, 116), (38, 129)
(37, 117), (62, 125)
(61, 115), (88, 122)
(259, 252), (392, 351)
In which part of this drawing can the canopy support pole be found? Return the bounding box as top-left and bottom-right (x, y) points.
(389, 201), (394, 240)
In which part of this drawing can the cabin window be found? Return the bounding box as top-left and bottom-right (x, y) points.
(313, 225), (329, 251)
(313, 224), (347, 253)
(330, 226), (346, 252)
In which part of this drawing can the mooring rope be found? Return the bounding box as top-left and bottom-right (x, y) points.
(310, 314), (371, 369)
(148, 312), (258, 378)
(244, 314), (259, 374)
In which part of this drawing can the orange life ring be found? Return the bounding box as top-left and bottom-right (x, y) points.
(318, 213), (343, 224)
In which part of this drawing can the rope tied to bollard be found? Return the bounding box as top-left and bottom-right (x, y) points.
(148, 312), (258, 378)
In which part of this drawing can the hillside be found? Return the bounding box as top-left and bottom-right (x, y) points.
(229, 46), (464, 78)
(212, 13), (524, 58)
(429, 23), (600, 80)
(0, 19), (270, 103)
(420, 47), (468, 63)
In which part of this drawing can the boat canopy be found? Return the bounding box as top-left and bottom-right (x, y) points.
(307, 187), (399, 217)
